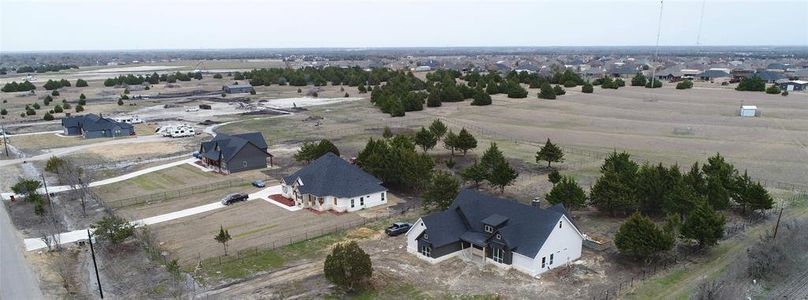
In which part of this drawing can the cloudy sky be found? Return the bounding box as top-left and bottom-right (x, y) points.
(1, 0), (806, 52)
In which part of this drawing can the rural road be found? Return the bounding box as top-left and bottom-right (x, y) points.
(0, 205), (44, 299)
(0, 135), (167, 167)
(22, 185), (285, 251)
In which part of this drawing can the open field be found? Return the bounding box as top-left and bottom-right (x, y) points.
(92, 164), (219, 199)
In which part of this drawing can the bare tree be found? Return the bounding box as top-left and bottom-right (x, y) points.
(55, 159), (96, 217)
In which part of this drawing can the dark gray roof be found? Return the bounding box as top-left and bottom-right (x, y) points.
(751, 71), (787, 81)
(701, 70), (730, 78)
(420, 189), (576, 258)
(200, 132), (269, 162)
(481, 214), (509, 227)
(62, 113), (132, 131)
(283, 152), (386, 198)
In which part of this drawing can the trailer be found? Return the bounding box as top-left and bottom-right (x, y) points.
(112, 115), (144, 124)
(155, 124), (196, 138)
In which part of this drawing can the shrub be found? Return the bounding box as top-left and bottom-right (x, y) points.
(75, 79), (88, 87)
(75, 105), (84, 112)
(117, 99), (124, 106)
(645, 79), (663, 88)
(53, 105), (63, 113)
(553, 85), (566, 96)
(324, 241), (373, 291)
(563, 80), (577, 87)
(615, 78), (626, 87)
(62, 103), (71, 109)
(781, 91), (788, 96)
(765, 84), (781, 94)
(0, 108), (6, 115)
(676, 80), (693, 89)
(615, 212), (674, 261)
(582, 83), (594, 93)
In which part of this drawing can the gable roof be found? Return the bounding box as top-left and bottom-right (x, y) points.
(200, 132), (269, 162)
(61, 113), (132, 131)
(282, 152), (386, 198)
(420, 189), (577, 258)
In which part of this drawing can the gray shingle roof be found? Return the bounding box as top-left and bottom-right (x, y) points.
(200, 132), (269, 162)
(283, 152), (386, 198)
(420, 189), (574, 258)
(61, 113), (132, 131)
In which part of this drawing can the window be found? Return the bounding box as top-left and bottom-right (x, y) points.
(381, 192), (385, 201)
(492, 248), (504, 263)
(351, 199), (355, 208)
(421, 245), (431, 257)
(360, 197), (364, 206)
(484, 225), (493, 233)
(333, 198), (337, 205)
(541, 257), (546, 268)
(550, 254), (554, 265)
(242, 160), (247, 167)
(559, 221), (562, 228)
(423, 233), (428, 240)
(495, 233), (502, 240)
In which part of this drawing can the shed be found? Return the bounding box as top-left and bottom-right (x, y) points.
(778, 80), (807, 91)
(740, 105), (758, 117)
(222, 83), (253, 94)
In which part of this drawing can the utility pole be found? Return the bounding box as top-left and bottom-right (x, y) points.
(41, 174), (54, 211)
(87, 230), (104, 299)
(772, 206), (784, 239)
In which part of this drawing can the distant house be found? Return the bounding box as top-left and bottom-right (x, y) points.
(222, 83), (253, 94)
(413, 66), (432, 72)
(778, 80), (807, 91)
(61, 113), (135, 139)
(749, 71), (787, 83)
(199, 132), (272, 173)
(406, 189), (584, 277)
(699, 69), (731, 81)
(281, 153), (387, 212)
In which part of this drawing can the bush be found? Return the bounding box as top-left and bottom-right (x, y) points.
(92, 215), (135, 245)
(553, 85), (566, 96)
(62, 103), (71, 109)
(615, 212), (674, 261)
(75, 105), (84, 112)
(735, 76), (766, 91)
(78, 98), (86, 105)
(75, 79), (88, 87)
(645, 79), (662, 88)
(615, 78), (626, 87)
(765, 84), (781, 94)
(249, 88), (256, 95)
(51, 90), (60, 96)
(117, 99), (124, 106)
(79, 93), (86, 100)
(32, 103), (40, 110)
(26, 109), (36, 115)
(631, 73), (647, 86)
(582, 83), (594, 93)
(324, 241), (373, 291)
(563, 80), (577, 87)
(781, 91), (788, 96)
(676, 80), (693, 89)
(53, 105), (63, 113)
(0, 108), (6, 115)
(538, 83), (556, 99)
(213, 73), (223, 79)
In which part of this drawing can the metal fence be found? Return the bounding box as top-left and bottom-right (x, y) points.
(105, 179), (248, 208)
(199, 207), (410, 268)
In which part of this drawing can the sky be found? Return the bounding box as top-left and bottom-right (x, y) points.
(1, 0), (806, 52)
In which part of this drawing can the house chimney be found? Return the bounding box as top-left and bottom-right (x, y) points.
(531, 197), (541, 208)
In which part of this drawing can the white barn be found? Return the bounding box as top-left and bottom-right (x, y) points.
(406, 189), (584, 277)
(281, 153), (387, 212)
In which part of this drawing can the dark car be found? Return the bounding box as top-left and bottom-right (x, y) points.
(385, 222), (412, 236)
(220, 193), (249, 205)
(251, 180), (266, 188)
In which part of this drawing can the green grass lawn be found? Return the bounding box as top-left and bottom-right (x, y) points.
(93, 164), (217, 200)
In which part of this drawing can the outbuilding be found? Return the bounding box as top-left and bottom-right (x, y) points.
(222, 83), (253, 94)
(740, 105), (758, 117)
(778, 80), (807, 91)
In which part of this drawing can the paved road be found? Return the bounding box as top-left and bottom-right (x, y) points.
(0, 205), (44, 299)
(23, 185), (285, 251)
(0, 135), (166, 168)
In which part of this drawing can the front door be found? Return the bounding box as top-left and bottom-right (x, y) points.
(491, 247), (504, 264)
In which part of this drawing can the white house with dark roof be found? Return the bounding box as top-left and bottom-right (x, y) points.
(281, 153), (387, 212)
(406, 189), (584, 277)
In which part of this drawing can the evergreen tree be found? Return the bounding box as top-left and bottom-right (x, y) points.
(702, 153), (737, 200)
(53, 105), (63, 113)
(614, 212), (674, 261)
(676, 80), (693, 89)
(553, 85), (566, 96)
(75, 105), (84, 112)
(488, 158), (518, 193)
(455, 128), (477, 155)
(535, 138), (564, 168)
(0, 108), (6, 116)
(631, 73), (647, 86)
(615, 78), (626, 87)
(423, 171), (460, 211)
(443, 130), (459, 156)
(765, 84), (781, 94)
(590, 151), (640, 216)
(414, 127), (437, 152)
(43, 112), (54, 121)
(680, 202), (725, 247)
(471, 88), (492, 105)
(582, 82), (594, 93)
(79, 93), (86, 100)
(645, 78), (663, 88)
(429, 119), (447, 140)
(735, 76), (766, 91)
(545, 176), (587, 210)
(705, 176), (730, 210)
(382, 126), (393, 139)
(214, 225), (232, 256)
(117, 98), (124, 106)
(733, 171), (774, 214)
(324, 241), (373, 291)
(538, 82), (556, 99)
(548, 169), (561, 185)
(460, 160), (488, 188)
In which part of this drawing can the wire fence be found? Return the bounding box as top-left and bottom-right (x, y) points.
(198, 207), (411, 268)
(105, 179), (248, 208)
(590, 192), (807, 300)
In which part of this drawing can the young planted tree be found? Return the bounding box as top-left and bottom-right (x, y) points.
(75, 79), (88, 87)
(581, 82), (594, 93)
(590, 151), (640, 216)
(535, 138), (564, 168)
(423, 171), (460, 211)
(488, 160), (518, 193)
(460, 159), (488, 188)
(455, 128), (477, 155)
(414, 127), (437, 152)
(545, 176), (587, 210)
(553, 85), (566, 96)
(548, 169), (561, 185)
(214, 225), (232, 256)
(676, 80), (694, 89)
(645, 78), (663, 88)
(428, 119), (447, 140)
(614, 212), (674, 262)
(680, 203), (726, 247)
(294, 139), (340, 163)
(734, 171), (774, 214)
(324, 241), (373, 291)
(631, 73), (647, 86)
(443, 130), (459, 156)
(765, 84), (781, 94)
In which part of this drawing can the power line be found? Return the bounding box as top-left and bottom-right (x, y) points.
(648, 0), (665, 91)
(696, 0), (707, 46)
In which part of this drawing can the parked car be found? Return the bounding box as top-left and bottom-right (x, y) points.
(192, 151), (201, 159)
(185, 107), (199, 112)
(220, 193), (249, 205)
(251, 180), (266, 188)
(385, 222), (412, 236)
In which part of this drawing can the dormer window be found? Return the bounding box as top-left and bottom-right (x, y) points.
(484, 225), (493, 233)
(496, 233), (502, 239)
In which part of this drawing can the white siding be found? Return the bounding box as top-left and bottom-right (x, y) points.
(334, 191), (387, 212)
(516, 214), (583, 276)
(406, 218), (426, 253)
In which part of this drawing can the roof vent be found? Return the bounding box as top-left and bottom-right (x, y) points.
(532, 197), (541, 208)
